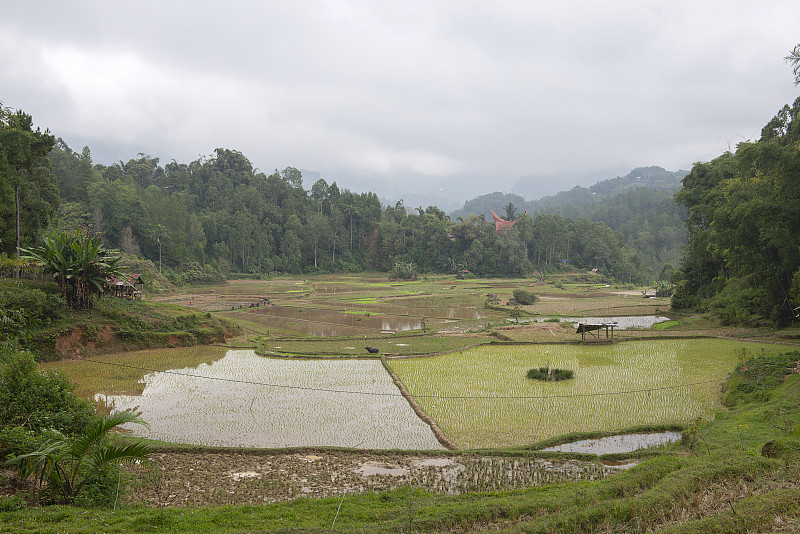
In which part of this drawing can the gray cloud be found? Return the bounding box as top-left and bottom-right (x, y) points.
(2, 1), (798, 206)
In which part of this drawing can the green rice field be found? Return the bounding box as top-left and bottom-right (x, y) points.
(390, 339), (796, 448)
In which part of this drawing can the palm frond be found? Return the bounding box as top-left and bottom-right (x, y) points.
(786, 44), (800, 86)
(90, 442), (153, 469)
(70, 411), (147, 459)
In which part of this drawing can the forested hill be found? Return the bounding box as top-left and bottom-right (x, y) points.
(450, 167), (689, 282)
(450, 166), (687, 220)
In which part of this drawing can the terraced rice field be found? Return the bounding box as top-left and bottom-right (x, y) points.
(390, 339), (796, 448)
(99, 350), (444, 450)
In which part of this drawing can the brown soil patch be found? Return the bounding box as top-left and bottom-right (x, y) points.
(96, 325), (116, 343)
(123, 450), (616, 508)
(56, 325), (130, 358)
(55, 327), (87, 357)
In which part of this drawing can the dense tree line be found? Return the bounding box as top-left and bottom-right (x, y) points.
(0, 105), (58, 263)
(48, 145), (382, 280)
(367, 207), (646, 282)
(42, 140), (652, 282)
(672, 96), (800, 325)
(0, 103), (663, 284)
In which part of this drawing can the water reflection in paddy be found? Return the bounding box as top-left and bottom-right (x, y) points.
(561, 316), (670, 329)
(99, 350), (444, 450)
(524, 315), (670, 329)
(542, 431), (682, 454)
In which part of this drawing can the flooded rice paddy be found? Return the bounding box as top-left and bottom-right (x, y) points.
(99, 350), (444, 449)
(523, 315), (671, 329)
(542, 431), (683, 454)
(95, 340), (796, 450)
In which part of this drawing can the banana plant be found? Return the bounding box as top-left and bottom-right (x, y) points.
(23, 229), (126, 310)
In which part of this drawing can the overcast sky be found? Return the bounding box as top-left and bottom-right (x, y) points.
(2, 1), (799, 209)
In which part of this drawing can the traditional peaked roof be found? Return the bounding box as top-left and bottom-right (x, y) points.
(104, 273), (143, 287)
(489, 210), (528, 233)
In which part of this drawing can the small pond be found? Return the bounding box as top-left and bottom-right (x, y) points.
(542, 431), (682, 454)
(99, 350), (444, 450)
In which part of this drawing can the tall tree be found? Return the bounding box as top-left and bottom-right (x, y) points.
(673, 96), (800, 324)
(0, 106), (57, 274)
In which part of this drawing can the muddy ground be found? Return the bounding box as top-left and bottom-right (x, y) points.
(124, 450), (634, 507)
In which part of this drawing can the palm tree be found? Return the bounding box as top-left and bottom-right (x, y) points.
(787, 43), (800, 85)
(503, 202), (518, 221)
(6, 411), (151, 503)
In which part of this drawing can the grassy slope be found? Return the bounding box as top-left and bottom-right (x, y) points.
(1, 280), (240, 359)
(3, 355), (799, 533)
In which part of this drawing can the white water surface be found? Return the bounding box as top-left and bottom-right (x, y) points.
(99, 350), (444, 449)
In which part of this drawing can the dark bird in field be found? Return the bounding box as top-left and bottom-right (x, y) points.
(365, 346), (379, 354)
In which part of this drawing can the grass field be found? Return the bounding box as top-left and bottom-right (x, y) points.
(390, 339), (796, 448)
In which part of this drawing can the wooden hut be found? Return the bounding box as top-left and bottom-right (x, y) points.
(576, 322), (616, 343)
(104, 273), (144, 299)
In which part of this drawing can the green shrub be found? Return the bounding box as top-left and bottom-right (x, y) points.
(761, 437), (800, 462)
(512, 289), (537, 305)
(0, 495), (27, 511)
(0, 281), (65, 327)
(0, 349), (97, 436)
(708, 279), (770, 326)
(0, 425), (48, 459)
(527, 367), (574, 381)
(180, 262), (227, 286)
(74, 465), (122, 508)
(389, 261), (417, 280)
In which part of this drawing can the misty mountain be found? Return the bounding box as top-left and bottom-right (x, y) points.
(450, 166), (687, 220)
